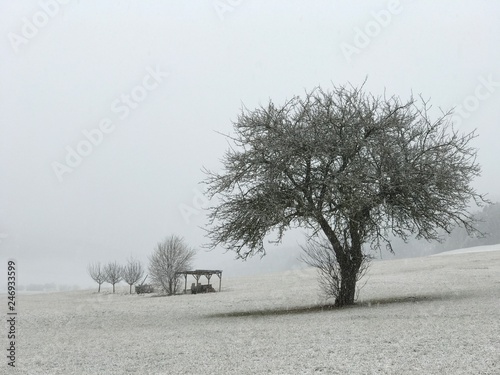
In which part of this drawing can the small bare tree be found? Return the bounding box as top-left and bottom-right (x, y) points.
(87, 262), (106, 293)
(301, 237), (370, 305)
(149, 235), (196, 295)
(122, 257), (144, 294)
(104, 261), (123, 293)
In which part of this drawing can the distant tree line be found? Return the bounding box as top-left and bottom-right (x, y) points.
(378, 203), (500, 259)
(87, 258), (144, 294)
(432, 202), (500, 252)
(0, 283), (81, 293)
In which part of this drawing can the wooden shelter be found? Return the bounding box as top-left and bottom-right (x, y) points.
(176, 269), (223, 294)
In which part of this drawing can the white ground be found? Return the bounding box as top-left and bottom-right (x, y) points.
(6, 246), (500, 374)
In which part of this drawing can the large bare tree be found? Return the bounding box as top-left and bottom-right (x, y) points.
(87, 262), (106, 293)
(204, 83), (486, 307)
(149, 235), (196, 295)
(104, 261), (123, 294)
(122, 257), (145, 294)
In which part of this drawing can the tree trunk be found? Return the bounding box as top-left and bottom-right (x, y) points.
(319, 214), (365, 307)
(129, 284), (132, 294)
(335, 262), (360, 306)
(336, 239), (364, 306)
(98, 283), (101, 293)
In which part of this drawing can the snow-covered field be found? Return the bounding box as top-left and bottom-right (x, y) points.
(7, 247), (500, 374)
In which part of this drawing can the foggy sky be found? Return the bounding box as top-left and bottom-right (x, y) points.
(1, 0), (499, 287)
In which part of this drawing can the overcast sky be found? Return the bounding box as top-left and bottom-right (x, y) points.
(1, 0), (499, 287)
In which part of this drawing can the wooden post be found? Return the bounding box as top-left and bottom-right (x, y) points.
(218, 271), (222, 292)
(184, 274), (187, 294)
